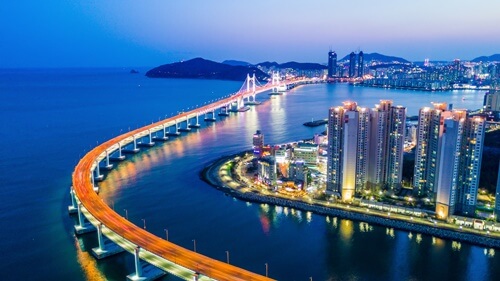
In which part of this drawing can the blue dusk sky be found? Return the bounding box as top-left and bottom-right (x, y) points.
(1, 0), (499, 67)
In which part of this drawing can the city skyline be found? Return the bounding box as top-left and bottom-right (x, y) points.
(1, 1), (500, 68)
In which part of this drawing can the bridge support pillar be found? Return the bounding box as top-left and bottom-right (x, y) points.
(104, 150), (113, 170)
(153, 125), (168, 141)
(179, 120), (191, 132)
(94, 160), (104, 181)
(115, 143), (126, 160)
(134, 247), (143, 278)
(91, 223), (125, 259)
(167, 121), (180, 136)
(188, 114), (201, 128)
(127, 246), (166, 281)
(74, 203), (96, 234)
(132, 136), (140, 152)
(91, 174), (99, 193)
(138, 130), (155, 147)
(204, 110), (216, 122)
(68, 187), (77, 214)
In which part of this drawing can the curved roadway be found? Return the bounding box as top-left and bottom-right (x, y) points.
(72, 84), (285, 280)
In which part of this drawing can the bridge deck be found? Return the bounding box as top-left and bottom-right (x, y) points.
(72, 85), (287, 280)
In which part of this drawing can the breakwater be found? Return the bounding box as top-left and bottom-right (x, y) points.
(201, 155), (500, 249)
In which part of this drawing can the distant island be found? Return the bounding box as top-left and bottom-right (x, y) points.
(146, 58), (269, 81)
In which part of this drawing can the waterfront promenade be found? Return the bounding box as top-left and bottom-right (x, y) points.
(201, 153), (500, 249)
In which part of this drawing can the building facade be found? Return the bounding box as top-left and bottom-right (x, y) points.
(349, 52), (356, 78)
(357, 51), (364, 77)
(253, 130), (264, 157)
(413, 103), (449, 198)
(328, 51), (337, 78)
(258, 156), (277, 186)
(326, 102), (371, 200)
(367, 100), (406, 192)
(413, 104), (485, 219)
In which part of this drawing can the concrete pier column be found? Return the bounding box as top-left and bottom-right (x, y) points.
(68, 187), (78, 214)
(70, 188), (77, 209)
(163, 124), (167, 137)
(104, 150), (113, 169)
(94, 160), (103, 181)
(149, 130), (153, 143)
(118, 143), (123, 158)
(97, 223), (104, 251)
(196, 114), (199, 125)
(134, 246), (143, 278)
(133, 135), (137, 150)
(77, 203), (84, 227)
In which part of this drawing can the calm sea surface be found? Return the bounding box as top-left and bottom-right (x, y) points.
(0, 68), (498, 281)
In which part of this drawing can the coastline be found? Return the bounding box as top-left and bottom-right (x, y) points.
(200, 153), (500, 249)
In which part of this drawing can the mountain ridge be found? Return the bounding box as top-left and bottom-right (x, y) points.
(146, 58), (268, 81)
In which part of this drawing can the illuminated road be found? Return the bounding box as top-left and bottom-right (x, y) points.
(72, 79), (314, 280)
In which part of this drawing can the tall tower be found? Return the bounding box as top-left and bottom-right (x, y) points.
(328, 50), (337, 78)
(349, 52), (356, 78)
(413, 103), (448, 198)
(435, 111), (466, 219)
(455, 116), (485, 216)
(386, 105), (406, 191)
(357, 51), (364, 77)
(326, 102), (371, 200)
(367, 100), (406, 192)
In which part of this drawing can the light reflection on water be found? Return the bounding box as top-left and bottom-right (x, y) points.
(93, 83), (497, 281)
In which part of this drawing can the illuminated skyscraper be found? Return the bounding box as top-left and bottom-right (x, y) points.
(455, 116), (485, 216)
(413, 103), (449, 198)
(435, 112), (466, 219)
(357, 51), (364, 77)
(413, 104), (485, 219)
(349, 52), (356, 78)
(367, 100), (406, 191)
(328, 50), (337, 78)
(326, 102), (370, 200)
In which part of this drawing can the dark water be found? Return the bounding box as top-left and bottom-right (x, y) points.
(0, 68), (497, 281)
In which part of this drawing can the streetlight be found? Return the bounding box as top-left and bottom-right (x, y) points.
(164, 228), (169, 241)
(123, 209), (128, 220)
(265, 263), (268, 277)
(192, 239), (196, 252)
(142, 218), (146, 230)
(225, 251), (230, 264)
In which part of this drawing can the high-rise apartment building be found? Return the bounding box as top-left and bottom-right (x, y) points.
(349, 52), (356, 78)
(455, 116), (485, 216)
(357, 51), (364, 77)
(328, 50), (337, 78)
(414, 104), (485, 219)
(484, 90), (500, 111)
(434, 111), (466, 219)
(326, 102), (371, 200)
(413, 103), (449, 198)
(367, 100), (406, 191)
